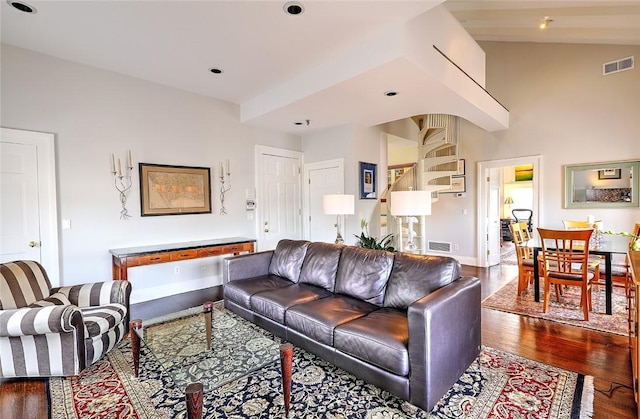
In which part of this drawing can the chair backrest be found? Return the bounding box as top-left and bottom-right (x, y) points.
(509, 222), (533, 260)
(0, 260), (52, 309)
(562, 220), (592, 229)
(537, 228), (593, 280)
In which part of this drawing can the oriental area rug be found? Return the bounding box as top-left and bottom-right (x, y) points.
(483, 278), (628, 336)
(48, 306), (594, 418)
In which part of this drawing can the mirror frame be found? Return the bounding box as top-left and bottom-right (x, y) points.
(564, 160), (639, 208)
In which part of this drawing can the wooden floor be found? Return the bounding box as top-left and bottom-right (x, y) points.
(1, 264), (636, 418)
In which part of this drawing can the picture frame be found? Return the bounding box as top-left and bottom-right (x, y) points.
(515, 164), (534, 182)
(457, 159), (465, 175)
(359, 161), (377, 199)
(442, 175), (466, 194)
(139, 163), (211, 216)
(598, 168), (621, 180)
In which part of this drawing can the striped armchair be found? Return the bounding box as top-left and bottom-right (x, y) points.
(0, 260), (131, 378)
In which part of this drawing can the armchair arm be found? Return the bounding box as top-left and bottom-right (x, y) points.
(223, 250), (274, 284)
(407, 276), (481, 412)
(0, 305), (84, 337)
(52, 280), (131, 308)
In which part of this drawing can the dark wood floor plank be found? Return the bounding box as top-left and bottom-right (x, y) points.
(1, 264), (635, 418)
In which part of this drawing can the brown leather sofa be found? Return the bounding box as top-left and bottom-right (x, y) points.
(223, 239), (481, 412)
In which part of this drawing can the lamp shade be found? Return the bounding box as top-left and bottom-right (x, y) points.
(322, 194), (355, 215)
(390, 191), (431, 216)
(504, 196), (514, 205)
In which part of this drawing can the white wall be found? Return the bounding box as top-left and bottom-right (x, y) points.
(452, 42), (640, 260)
(1, 44), (301, 302)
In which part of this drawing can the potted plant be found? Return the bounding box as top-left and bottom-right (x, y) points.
(354, 219), (395, 252)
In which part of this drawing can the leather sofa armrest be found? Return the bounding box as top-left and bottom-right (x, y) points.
(223, 250), (274, 284)
(407, 276), (481, 412)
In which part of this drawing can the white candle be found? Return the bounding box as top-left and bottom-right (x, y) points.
(118, 158), (122, 176)
(128, 150), (132, 168)
(220, 162), (224, 178)
(226, 159), (230, 175)
(111, 154), (115, 173)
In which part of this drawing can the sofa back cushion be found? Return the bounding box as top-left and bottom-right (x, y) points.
(298, 242), (343, 291)
(268, 239), (310, 283)
(384, 253), (461, 309)
(1, 260), (52, 309)
(334, 247), (393, 306)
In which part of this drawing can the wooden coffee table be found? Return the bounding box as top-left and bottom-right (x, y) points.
(129, 302), (293, 418)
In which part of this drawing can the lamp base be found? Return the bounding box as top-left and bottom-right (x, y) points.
(335, 233), (344, 245)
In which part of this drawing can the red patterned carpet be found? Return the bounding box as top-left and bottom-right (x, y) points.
(47, 307), (594, 418)
(483, 278), (628, 335)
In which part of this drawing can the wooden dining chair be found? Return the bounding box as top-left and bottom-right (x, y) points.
(510, 222), (535, 295)
(537, 228), (600, 321)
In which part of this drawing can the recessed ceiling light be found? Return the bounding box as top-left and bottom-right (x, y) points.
(7, 0), (36, 13)
(384, 90), (399, 97)
(209, 67), (223, 74)
(283, 1), (304, 16)
(294, 119), (310, 126)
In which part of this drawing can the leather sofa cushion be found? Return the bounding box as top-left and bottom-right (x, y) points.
(298, 242), (343, 291)
(384, 254), (461, 309)
(250, 284), (332, 324)
(224, 275), (293, 309)
(285, 295), (377, 346)
(268, 239), (310, 283)
(334, 247), (393, 306)
(334, 308), (409, 376)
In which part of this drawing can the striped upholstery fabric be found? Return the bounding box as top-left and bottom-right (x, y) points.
(0, 260), (131, 378)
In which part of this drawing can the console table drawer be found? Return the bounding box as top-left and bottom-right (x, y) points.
(137, 253), (172, 265)
(223, 243), (253, 253)
(198, 247), (224, 257)
(171, 249), (198, 261)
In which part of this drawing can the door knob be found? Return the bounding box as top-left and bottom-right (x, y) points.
(28, 241), (38, 248)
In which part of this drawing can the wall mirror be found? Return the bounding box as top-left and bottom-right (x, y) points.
(564, 160), (639, 208)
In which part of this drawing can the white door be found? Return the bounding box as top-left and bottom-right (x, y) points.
(304, 159), (344, 243)
(256, 146), (303, 251)
(488, 181), (501, 266)
(0, 128), (59, 284)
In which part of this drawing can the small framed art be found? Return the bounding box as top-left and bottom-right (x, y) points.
(359, 161), (377, 199)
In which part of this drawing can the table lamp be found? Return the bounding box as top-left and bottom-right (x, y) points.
(504, 196), (514, 217)
(390, 190), (431, 251)
(322, 194), (355, 244)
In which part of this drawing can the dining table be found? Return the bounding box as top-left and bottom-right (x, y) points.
(530, 233), (631, 315)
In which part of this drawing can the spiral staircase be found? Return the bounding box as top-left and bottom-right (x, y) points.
(385, 114), (460, 253)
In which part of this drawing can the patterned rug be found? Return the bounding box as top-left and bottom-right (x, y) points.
(483, 278), (628, 335)
(48, 306), (594, 418)
(501, 242), (518, 265)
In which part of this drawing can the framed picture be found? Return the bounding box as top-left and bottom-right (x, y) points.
(515, 164), (533, 182)
(442, 175), (466, 194)
(359, 161), (377, 199)
(598, 168), (621, 180)
(139, 163), (211, 216)
(457, 159), (465, 175)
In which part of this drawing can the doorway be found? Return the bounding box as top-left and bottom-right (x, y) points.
(254, 146), (303, 251)
(0, 127), (60, 284)
(303, 158), (345, 243)
(477, 155), (543, 268)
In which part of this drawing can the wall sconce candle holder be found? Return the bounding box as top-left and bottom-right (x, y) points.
(111, 151), (133, 220)
(219, 159), (231, 215)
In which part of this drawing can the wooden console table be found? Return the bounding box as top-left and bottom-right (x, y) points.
(109, 237), (255, 280)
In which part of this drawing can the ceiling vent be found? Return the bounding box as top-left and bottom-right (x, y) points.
(602, 56), (634, 76)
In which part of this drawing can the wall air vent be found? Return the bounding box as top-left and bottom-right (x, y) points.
(428, 241), (451, 253)
(602, 56), (634, 76)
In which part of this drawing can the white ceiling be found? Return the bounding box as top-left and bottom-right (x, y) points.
(2, 1), (638, 135)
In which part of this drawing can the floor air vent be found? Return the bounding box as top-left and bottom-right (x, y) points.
(603, 56), (634, 76)
(428, 241), (451, 253)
